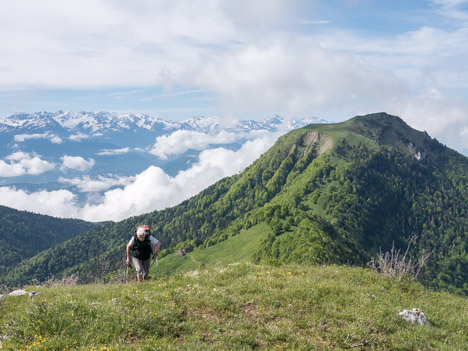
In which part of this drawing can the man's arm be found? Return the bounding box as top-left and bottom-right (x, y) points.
(154, 241), (161, 255)
(126, 244), (131, 264)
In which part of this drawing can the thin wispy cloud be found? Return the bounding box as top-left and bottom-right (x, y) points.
(140, 89), (209, 102)
(14, 132), (62, 144)
(299, 19), (330, 25)
(69, 133), (90, 142)
(432, 0), (468, 19)
(97, 147), (132, 156)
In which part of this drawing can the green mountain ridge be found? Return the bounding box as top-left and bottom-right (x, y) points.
(0, 205), (101, 281)
(1, 113), (466, 295)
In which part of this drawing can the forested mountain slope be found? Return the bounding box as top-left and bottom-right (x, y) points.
(2, 113), (466, 294)
(0, 205), (100, 279)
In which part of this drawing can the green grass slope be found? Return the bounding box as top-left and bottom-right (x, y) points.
(158, 222), (273, 275)
(1, 264), (466, 350)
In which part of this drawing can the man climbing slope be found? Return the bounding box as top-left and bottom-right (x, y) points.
(126, 225), (161, 282)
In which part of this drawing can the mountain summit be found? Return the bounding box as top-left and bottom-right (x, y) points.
(2, 113), (466, 295)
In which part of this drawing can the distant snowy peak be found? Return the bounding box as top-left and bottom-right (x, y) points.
(0, 111), (175, 134)
(0, 112), (62, 131)
(179, 116), (221, 131)
(236, 115), (327, 131)
(53, 111), (175, 133)
(0, 111), (327, 134)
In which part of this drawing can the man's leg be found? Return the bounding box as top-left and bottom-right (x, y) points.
(142, 259), (151, 280)
(131, 257), (145, 282)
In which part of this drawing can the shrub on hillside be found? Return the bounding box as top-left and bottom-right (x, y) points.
(368, 235), (432, 281)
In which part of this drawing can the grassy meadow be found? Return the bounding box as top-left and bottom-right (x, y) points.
(159, 222), (270, 275)
(1, 262), (467, 350)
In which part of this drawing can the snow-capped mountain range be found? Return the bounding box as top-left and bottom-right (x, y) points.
(0, 111), (325, 134)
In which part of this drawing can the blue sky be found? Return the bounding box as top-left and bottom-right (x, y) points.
(0, 0), (467, 154)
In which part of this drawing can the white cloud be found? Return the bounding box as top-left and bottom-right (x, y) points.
(176, 137), (275, 187)
(0, 0), (237, 88)
(0, 187), (80, 218)
(0, 161), (23, 177)
(97, 147), (131, 156)
(69, 133), (90, 142)
(59, 174), (135, 192)
(150, 130), (239, 159)
(0, 1), (307, 91)
(0, 135), (277, 221)
(219, 0), (304, 30)
(60, 155), (95, 172)
(432, 0), (468, 19)
(299, 20), (330, 25)
(14, 132), (62, 144)
(388, 88), (468, 154)
(5, 151), (30, 162)
(0, 152), (55, 177)
(51, 136), (62, 144)
(190, 36), (403, 117)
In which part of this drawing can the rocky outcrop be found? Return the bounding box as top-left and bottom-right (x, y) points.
(300, 131), (333, 157)
(8, 289), (28, 297)
(399, 308), (431, 326)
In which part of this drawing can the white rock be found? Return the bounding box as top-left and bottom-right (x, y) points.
(399, 308), (431, 326)
(8, 289), (28, 297)
(29, 291), (39, 299)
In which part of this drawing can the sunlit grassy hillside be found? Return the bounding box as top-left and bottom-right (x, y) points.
(1, 263), (466, 350)
(159, 222), (271, 275)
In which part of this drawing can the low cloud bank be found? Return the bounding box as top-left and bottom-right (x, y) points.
(150, 130), (238, 159)
(149, 129), (273, 159)
(59, 174), (135, 192)
(0, 135), (277, 221)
